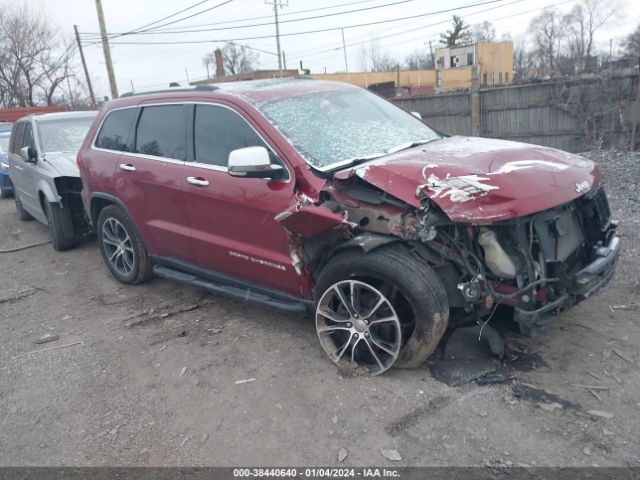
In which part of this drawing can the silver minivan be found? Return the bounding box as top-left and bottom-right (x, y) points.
(8, 111), (97, 251)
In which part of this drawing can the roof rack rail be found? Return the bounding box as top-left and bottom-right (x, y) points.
(120, 84), (219, 98)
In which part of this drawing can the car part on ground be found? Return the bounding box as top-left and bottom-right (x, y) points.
(77, 79), (620, 375)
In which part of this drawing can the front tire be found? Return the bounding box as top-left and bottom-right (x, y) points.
(45, 201), (75, 251)
(314, 244), (449, 375)
(96, 205), (153, 284)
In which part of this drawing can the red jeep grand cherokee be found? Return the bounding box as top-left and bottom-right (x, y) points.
(78, 79), (620, 375)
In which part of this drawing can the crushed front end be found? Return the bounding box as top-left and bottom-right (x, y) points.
(423, 185), (620, 335)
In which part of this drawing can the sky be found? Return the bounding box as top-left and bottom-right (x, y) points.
(22, 0), (637, 98)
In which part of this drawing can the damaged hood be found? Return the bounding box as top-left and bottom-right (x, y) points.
(43, 152), (80, 177)
(333, 136), (600, 222)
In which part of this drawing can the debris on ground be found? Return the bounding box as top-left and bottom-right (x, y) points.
(380, 449), (402, 461)
(234, 378), (256, 385)
(587, 410), (615, 419)
(512, 383), (579, 411)
(0, 287), (41, 304)
(14, 341), (84, 360)
(34, 333), (59, 344)
(179, 367), (188, 377)
(0, 239), (52, 254)
(200, 433), (209, 444)
(538, 402), (563, 412)
(338, 448), (348, 462)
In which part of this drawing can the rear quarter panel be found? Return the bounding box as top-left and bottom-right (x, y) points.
(78, 108), (122, 221)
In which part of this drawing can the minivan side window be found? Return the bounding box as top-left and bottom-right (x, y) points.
(10, 123), (25, 154)
(134, 105), (186, 160)
(194, 104), (277, 167)
(95, 108), (137, 152)
(22, 123), (36, 152)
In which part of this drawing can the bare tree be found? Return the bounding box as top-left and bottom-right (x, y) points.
(218, 43), (258, 76)
(440, 16), (473, 47)
(356, 41), (397, 72)
(513, 38), (533, 80)
(0, 3), (79, 107)
(565, 0), (622, 71)
(404, 49), (432, 70)
(472, 21), (496, 43)
(202, 52), (216, 78)
(529, 8), (563, 72)
(623, 23), (640, 56)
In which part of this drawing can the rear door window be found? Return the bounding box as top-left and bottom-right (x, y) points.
(95, 108), (137, 151)
(134, 105), (186, 160)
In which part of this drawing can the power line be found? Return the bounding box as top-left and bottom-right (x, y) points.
(82, 0), (236, 46)
(286, 0), (578, 68)
(104, 0), (212, 43)
(80, 0), (422, 37)
(91, 0), (514, 46)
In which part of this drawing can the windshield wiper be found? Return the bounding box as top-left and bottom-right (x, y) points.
(385, 139), (438, 155)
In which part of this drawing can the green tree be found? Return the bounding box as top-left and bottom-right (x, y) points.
(439, 15), (473, 47)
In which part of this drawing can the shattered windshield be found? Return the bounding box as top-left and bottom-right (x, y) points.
(255, 87), (440, 170)
(38, 116), (96, 153)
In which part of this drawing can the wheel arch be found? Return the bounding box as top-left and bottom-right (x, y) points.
(89, 193), (130, 227)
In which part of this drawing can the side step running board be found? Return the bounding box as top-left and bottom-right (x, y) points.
(153, 265), (309, 314)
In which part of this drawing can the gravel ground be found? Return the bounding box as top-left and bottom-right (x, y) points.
(0, 150), (639, 467)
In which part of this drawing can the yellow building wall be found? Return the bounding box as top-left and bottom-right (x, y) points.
(440, 68), (473, 91)
(309, 70), (436, 88)
(476, 42), (514, 86)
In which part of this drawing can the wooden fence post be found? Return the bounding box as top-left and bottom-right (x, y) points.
(470, 65), (481, 137)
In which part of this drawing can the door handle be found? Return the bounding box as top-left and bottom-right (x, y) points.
(187, 176), (210, 187)
(119, 163), (136, 172)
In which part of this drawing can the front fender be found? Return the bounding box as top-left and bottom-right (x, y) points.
(37, 177), (60, 204)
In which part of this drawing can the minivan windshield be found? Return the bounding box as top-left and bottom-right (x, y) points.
(38, 116), (96, 153)
(254, 87), (440, 171)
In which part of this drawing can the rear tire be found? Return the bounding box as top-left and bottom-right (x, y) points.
(314, 244), (449, 373)
(14, 192), (33, 221)
(96, 204), (153, 284)
(45, 201), (75, 251)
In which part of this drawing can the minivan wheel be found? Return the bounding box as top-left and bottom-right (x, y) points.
(14, 192), (33, 221)
(96, 205), (153, 284)
(314, 244), (449, 375)
(45, 201), (75, 251)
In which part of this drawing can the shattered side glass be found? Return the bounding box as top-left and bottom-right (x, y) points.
(38, 117), (96, 153)
(255, 87), (440, 170)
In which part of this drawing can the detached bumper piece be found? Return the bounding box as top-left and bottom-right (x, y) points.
(515, 233), (621, 335)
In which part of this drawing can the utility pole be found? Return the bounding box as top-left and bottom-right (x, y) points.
(94, 0), (118, 99)
(282, 51), (287, 71)
(428, 40), (435, 69)
(341, 28), (349, 73)
(265, 0), (288, 77)
(73, 25), (97, 108)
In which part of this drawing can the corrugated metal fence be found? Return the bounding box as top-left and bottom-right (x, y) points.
(394, 73), (639, 152)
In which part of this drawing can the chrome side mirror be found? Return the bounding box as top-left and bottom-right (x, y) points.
(228, 146), (284, 180)
(20, 146), (36, 162)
